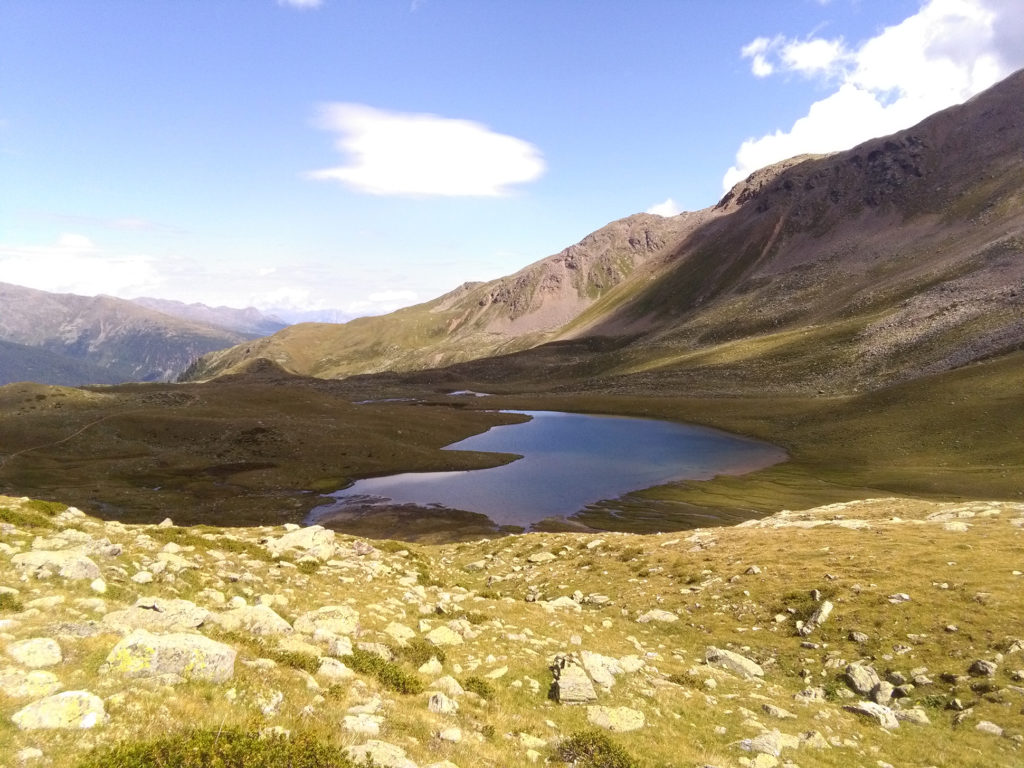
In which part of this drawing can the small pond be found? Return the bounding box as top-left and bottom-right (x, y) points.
(306, 410), (787, 529)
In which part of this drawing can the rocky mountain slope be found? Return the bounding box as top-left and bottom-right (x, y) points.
(0, 283), (267, 386)
(185, 69), (1024, 394)
(1, 495), (1022, 767)
(131, 297), (287, 338)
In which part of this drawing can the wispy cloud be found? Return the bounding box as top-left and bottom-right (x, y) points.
(725, 0), (1024, 190)
(277, 0), (323, 9)
(307, 103), (546, 197)
(646, 198), (682, 217)
(345, 289), (419, 315)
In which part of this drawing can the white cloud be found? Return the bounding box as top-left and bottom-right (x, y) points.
(307, 103), (546, 197)
(646, 198), (682, 217)
(0, 235), (161, 297)
(277, 0), (323, 9)
(726, 0), (1024, 190)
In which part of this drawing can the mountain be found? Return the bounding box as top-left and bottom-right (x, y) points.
(132, 297), (288, 337)
(0, 283), (259, 385)
(185, 69), (1024, 394)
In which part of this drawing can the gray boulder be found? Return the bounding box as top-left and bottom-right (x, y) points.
(11, 690), (106, 730)
(550, 654), (598, 704)
(706, 646), (764, 678)
(102, 629), (236, 683)
(11, 550), (100, 581)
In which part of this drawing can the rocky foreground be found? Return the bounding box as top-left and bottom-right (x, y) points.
(1, 495), (1023, 767)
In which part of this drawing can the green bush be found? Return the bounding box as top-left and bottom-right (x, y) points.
(347, 647), (424, 694)
(555, 729), (638, 768)
(0, 592), (25, 612)
(396, 637), (446, 668)
(462, 676), (496, 700)
(267, 649), (320, 675)
(76, 728), (356, 768)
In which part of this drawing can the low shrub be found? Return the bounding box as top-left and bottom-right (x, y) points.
(347, 647), (424, 694)
(0, 592), (25, 612)
(396, 637), (446, 668)
(76, 728), (356, 768)
(462, 676), (496, 700)
(555, 729), (638, 768)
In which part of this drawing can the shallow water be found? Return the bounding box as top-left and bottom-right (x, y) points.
(308, 410), (787, 528)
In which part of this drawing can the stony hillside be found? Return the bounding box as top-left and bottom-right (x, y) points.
(0, 283), (262, 385)
(2, 494), (1022, 767)
(131, 297), (287, 338)
(184, 69), (1024, 395)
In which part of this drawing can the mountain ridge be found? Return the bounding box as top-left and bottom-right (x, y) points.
(184, 68), (1024, 392)
(0, 283), (267, 385)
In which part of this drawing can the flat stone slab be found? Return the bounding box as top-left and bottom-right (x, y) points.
(11, 690), (105, 730)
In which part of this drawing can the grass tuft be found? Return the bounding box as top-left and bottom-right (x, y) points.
(75, 728), (356, 768)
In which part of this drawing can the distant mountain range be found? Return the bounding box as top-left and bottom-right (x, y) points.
(0, 284), (287, 386)
(185, 69), (1024, 396)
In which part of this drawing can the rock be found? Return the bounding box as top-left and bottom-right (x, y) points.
(762, 703), (797, 719)
(317, 657), (354, 684)
(131, 571), (154, 584)
(6, 638), (62, 668)
(848, 630), (869, 643)
(346, 740), (417, 768)
(969, 659), (998, 677)
(550, 654), (598, 704)
(428, 692), (459, 714)
(103, 597), (209, 633)
(343, 713), (382, 735)
(15, 747), (44, 763)
(0, 668), (63, 699)
(976, 720), (1004, 736)
(12, 550), (100, 581)
(586, 705), (645, 732)
(425, 626), (463, 646)
(872, 681), (895, 705)
(636, 609), (678, 624)
(102, 629), (236, 682)
(580, 651), (623, 690)
(740, 730), (800, 756)
(887, 593), (911, 604)
(463, 559), (487, 572)
(384, 622), (415, 644)
(895, 708), (931, 725)
(843, 701), (900, 729)
(431, 676), (466, 697)
(294, 605), (359, 636)
(438, 727), (462, 743)
(264, 525), (336, 561)
(419, 657), (443, 676)
(527, 552), (556, 564)
(705, 646), (764, 678)
(845, 663), (881, 696)
(211, 604), (292, 636)
(11, 690), (106, 730)
(797, 600), (833, 637)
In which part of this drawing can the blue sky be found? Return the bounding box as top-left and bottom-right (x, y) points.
(2, 0), (1022, 319)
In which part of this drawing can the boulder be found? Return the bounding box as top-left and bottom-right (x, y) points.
(210, 605), (292, 636)
(705, 646), (764, 678)
(11, 690), (105, 730)
(102, 629), (236, 683)
(0, 667), (63, 699)
(6, 638), (62, 668)
(550, 654), (598, 704)
(293, 605), (359, 636)
(843, 700), (899, 729)
(102, 597), (209, 633)
(425, 626), (463, 647)
(11, 550), (100, 581)
(845, 663), (881, 696)
(580, 650), (623, 690)
(346, 740), (417, 768)
(636, 609), (678, 624)
(798, 600), (833, 637)
(264, 525), (336, 561)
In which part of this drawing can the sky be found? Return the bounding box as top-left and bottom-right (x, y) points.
(2, 0), (1023, 321)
